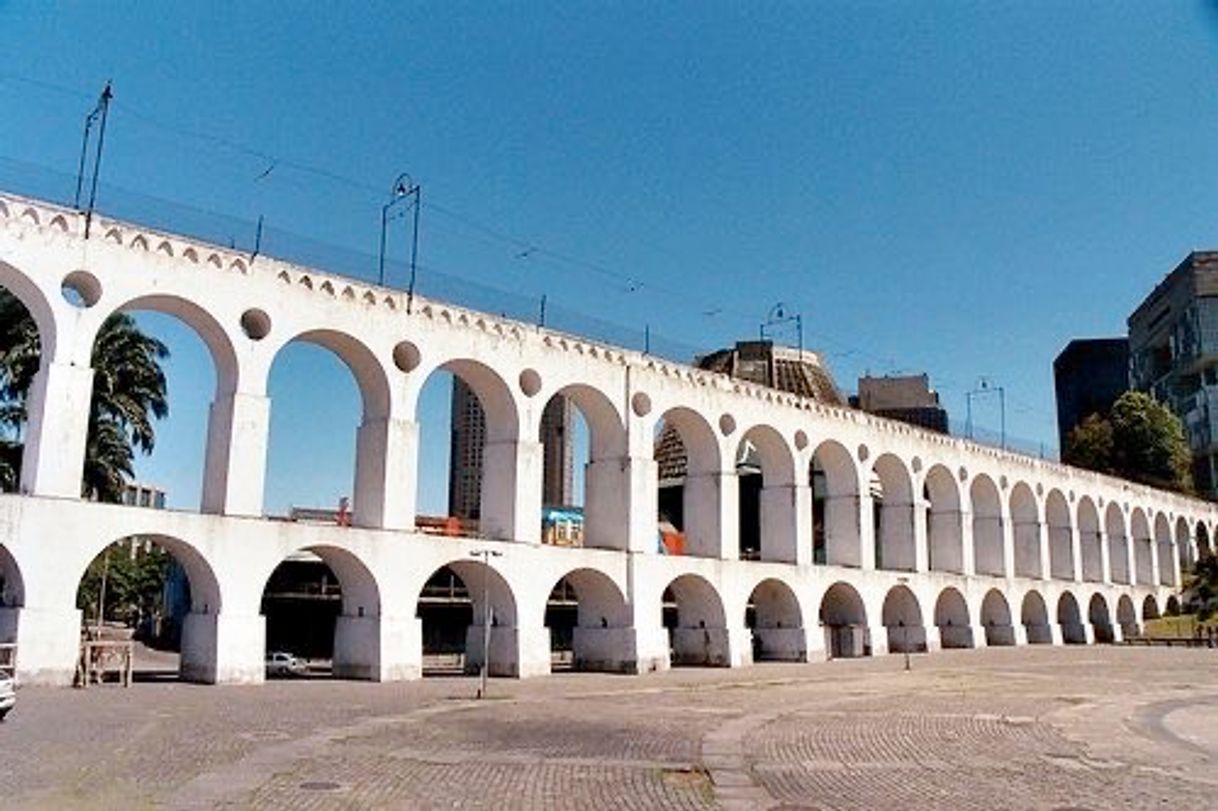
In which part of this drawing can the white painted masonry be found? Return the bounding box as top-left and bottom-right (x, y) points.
(0, 191), (1212, 685)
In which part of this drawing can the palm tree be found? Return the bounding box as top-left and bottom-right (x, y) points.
(0, 288), (168, 501)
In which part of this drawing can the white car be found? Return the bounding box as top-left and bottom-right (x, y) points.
(265, 651), (306, 677)
(0, 672), (14, 721)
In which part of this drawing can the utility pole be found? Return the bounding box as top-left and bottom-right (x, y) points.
(469, 548), (503, 699)
(75, 81), (113, 240)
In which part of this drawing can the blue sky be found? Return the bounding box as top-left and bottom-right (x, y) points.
(2, 3), (1218, 513)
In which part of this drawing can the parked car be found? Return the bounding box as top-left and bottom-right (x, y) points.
(265, 651), (306, 677)
(0, 671), (15, 720)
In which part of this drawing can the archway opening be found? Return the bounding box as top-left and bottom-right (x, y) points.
(1166, 595), (1181, 616)
(655, 408), (722, 558)
(1176, 517), (1194, 579)
(1198, 522), (1212, 561)
(1057, 592), (1086, 644)
(1079, 498), (1102, 582)
(538, 385), (624, 550)
(1020, 591), (1052, 644)
(265, 333), (385, 524)
(810, 441), (860, 567)
(1155, 514), (1174, 587)
(259, 546), (381, 680)
(1116, 594), (1138, 639)
(414, 360), (518, 541)
(1106, 504), (1130, 584)
(1141, 594), (1160, 623)
(924, 465), (963, 574)
(662, 574), (729, 666)
(0, 278), (45, 496)
(98, 298), (232, 513)
(970, 475), (1004, 577)
(881, 585), (925, 653)
(819, 581), (868, 658)
(871, 455), (915, 572)
(1131, 509), (1152, 586)
(417, 559), (518, 676)
(736, 426), (797, 562)
(1088, 593), (1114, 643)
(74, 534), (221, 683)
(544, 568), (629, 672)
(0, 544), (24, 662)
(1010, 483), (1040, 579)
(746, 578), (805, 661)
(980, 589), (1014, 646)
(1046, 490), (1073, 580)
(934, 587), (973, 649)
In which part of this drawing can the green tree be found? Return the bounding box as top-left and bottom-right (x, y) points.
(0, 288), (169, 501)
(1064, 390), (1193, 494)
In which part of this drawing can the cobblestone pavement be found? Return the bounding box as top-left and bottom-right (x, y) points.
(3, 646), (1218, 809)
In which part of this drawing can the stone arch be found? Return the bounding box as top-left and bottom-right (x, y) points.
(656, 406), (723, 559)
(747, 577), (806, 661)
(1088, 593), (1115, 643)
(1057, 591), (1087, 644)
(970, 474), (1004, 576)
(539, 383), (627, 550)
(73, 533), (224, 683)
(924, 464), (964, 574)
(420, 558), (520, 677)
(0, 259), (57, 360)
(1154, 513), (1174, 586)
(1009, 482), (1040, 579)
(1116, 594), (1138, 639)
(1078, 497), (1102, 582)
(1046, 489), (1073, 580)
(545, 567), (629, 672)
(1176, 517), (1195, 575)
(1106, 503), (1130, 585)
(881, 585), (925, 653)
(810, 440), (861, 567)
(278, 328), (391, 421)
(980, 589), (1015, 646)
(259, 544), (383, 679)
(1141, 594), (1160, 622)
(736, 424), (798, 563)
(819, 581), (868, 658)
(871, 454), (916, 572)
(934, 587), (973, 649)
(1020, 590), (1052, 644)
(1130, 508), (1152, 585)
(663, 573), (729, 666)
(415, 358), (521, 541)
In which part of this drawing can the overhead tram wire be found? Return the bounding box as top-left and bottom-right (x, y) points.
(0, 70), (1066, 433)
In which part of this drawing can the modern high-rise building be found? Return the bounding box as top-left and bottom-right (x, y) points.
(447, 378), (574, 520)
(1052, 338), (1129, 451)
(1128, 251), (1218, 497)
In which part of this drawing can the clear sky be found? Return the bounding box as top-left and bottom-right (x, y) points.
(3, 2), (1218, 513)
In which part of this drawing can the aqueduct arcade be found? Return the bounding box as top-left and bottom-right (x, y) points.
(0, 191), (1212, 685)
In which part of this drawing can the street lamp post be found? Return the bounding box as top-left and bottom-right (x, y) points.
(965, 378), (1006, 450)
(378, 173), (422, 311)
(469, 548), (503, 699)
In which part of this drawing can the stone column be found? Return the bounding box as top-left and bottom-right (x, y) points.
(1001, 514), (1016, 578)
(684, 471), (736, 559)
(19, 362), (94, 499)
(464, 622), (550, 678)
(1099, 531), (1112, 584)
(201, 391), (270, 517)
(583, 456), (628, 550)
(481, 438), (543, 543)
(12, 605), (81, 686)
(1149, 539), (1162, 588)
(960, 508), (977, 576)
(859, 494), (878, 570)
(1036, 519), (1052, 580)
(824, 494), (863, 567)
(1069, 525), (1083, 582)
(181, 611), (265, 684)
(352, 416), (417, 531)
(913, 498), (930, 572)
(759, 482), (806, 564)
(333, 614), (421, 681)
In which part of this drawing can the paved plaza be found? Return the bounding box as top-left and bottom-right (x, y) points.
(3, 646), (1218, 809)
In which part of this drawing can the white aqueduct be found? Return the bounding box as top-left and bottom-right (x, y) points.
(0, 190), (1213, 686)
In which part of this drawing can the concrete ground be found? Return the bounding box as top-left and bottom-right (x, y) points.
(2, 646), (1217, 810)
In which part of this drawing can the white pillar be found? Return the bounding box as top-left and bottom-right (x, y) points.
(859, 495), (878, 570)
(1037, 519), (1052, 580)
(12, 605), (81, 685)
(19, 362), (94, 499)
(759, 483), (805, 564)
(201, 391), (270, 517)
(352, 416), (417, 531)
(960, 508), (977, 576)
(584, 457), (628, 550)
(913, 498), (929, 572)
(1068, 525), (1083, 582)
(1000, 515), (1016, 578)
(182, 611), (265, 684)
(464, 622), (550, 678)
(685, 471), (736, 559)
(333, 613), (421, 681)
(481, 438), (543, 543)
(825, 494), (863, 567)
(1099, 531), (1112, 584)
(1149, 539), (1161, 587)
